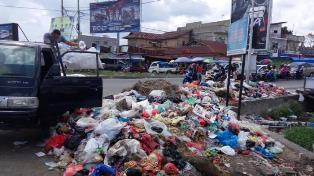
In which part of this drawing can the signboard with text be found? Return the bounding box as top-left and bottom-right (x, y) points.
(0, 23), (19, 41)
(227, 0), (250, 56)
(251, 0), (272, 50)
(50, 16), (75, 41)
(90, 0), (141, 33)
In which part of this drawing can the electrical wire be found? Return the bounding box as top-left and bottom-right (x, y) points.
(0, 4), (61, 11)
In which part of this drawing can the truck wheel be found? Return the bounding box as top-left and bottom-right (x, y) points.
(152, 71), (157, 74)
(310, 72), (314, 77)
(166, 71), (171, 74)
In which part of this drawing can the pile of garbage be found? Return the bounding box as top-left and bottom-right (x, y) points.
(204, 80), (288, 103)
(43, 80), (305, 176)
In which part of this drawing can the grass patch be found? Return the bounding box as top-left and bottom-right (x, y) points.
(309, 117), (314, 123)
(263, 101), (303, 120)
(66, 70), (181, 79)
(284, 127), (314, 151)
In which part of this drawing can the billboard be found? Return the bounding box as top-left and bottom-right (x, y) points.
(50, 16), (75, 41)
(90, 0), (141, 33)
(227, 0), (251, 56)
(251, 0), (272, 50)
(0, 23), (19, 41)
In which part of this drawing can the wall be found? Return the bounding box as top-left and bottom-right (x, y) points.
(79, 35), (117, 49)
(236, 95), (299, 115)
(177, 20), (229, 44)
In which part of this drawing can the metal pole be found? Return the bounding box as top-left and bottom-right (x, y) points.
(226, 56), (232, 106)
(237, 55), (246, 120)
(77, 0), (81, 40)
(117, 32), (120, 54)
(61, 0), (64, 16)
(140, 0), (143, 32)
(246, 0), (255, 83)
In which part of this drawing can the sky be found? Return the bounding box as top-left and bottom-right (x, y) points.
(0, 0), (313, 43)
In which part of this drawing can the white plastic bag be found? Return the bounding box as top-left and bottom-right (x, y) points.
(94, 118), (124, 140)
(219, 146), (236, 156)
(144, 119), (172, 137)
(62, 47), (103, 70)
(76, 117), (97, 128)
(149, 90), (166, 99)
(237, 131), (249, 150)
(84, 134), (110, 154)
(105, 139), (147, 165)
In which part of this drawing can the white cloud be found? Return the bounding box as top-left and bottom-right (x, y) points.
(0, 0), (312, 42)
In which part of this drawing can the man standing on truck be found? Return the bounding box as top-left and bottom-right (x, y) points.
(43, 29), (77, 46)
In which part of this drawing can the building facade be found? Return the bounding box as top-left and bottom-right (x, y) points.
(177, 20), (230, 44)
(125, 31), (192, 49)
(79, 35), (117, 50)
(269, 22), (305, 57)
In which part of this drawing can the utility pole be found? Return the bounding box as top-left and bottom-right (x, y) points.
(246, 0), (255, 83)
(77, 0), (81, 40)
(61, 0), (64, 16)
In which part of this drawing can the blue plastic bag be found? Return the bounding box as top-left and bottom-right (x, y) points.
(215, 130), (238, 149)
(91, 164), (116, 176)
(255, 146), (274, 159)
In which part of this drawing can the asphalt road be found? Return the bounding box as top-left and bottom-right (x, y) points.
(0, 78), (304, 176)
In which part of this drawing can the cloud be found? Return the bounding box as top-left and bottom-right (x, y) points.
(0, 0), (312, 42)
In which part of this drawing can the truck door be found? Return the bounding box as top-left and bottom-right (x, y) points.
(39, 49), (103, 116)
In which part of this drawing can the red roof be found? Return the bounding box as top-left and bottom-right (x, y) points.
(127, 40), (227, 59)
(124, 31), (191, 40)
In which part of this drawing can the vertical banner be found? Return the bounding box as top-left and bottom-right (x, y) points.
(252, 0), (272, 50)
(0, 23), (19, 41)
(90, 0), (141, 33)
(50, 16), (75, 41)
(227, 0), (251, 56)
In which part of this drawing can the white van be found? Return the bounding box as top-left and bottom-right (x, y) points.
(148, 61), (177, 74)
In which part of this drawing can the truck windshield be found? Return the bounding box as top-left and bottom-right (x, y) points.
(0, 45), (36, 77)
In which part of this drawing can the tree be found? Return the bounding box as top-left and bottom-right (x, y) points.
(305, 33), (314, 47)
(281, 26), (293, 35)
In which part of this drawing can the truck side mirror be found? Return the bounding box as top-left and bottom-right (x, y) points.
(46, 64), (61, 78)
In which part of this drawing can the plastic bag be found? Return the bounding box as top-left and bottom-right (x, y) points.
(44, 134), (67, 153)
(119, 110), (140, 118)
(149, 90), (166, 99)
(84, 134), (110, 154)
(76, 117), (97, 128)
(62, 47), (103, 70)
(91, 164), (115, 176)
(105, 139), (147, 165)
(63, 164), (83, 176)
(237, 131), (249, 150)
(144, 119), (172, 137)
(94, 118), (124, 140)
(64, 134), (83, 150)
(215, 130), (238, 149)
(219, 146), (236, 156)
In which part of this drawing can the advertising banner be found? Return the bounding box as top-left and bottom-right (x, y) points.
(227, 0), (250, 56)
(50, 16), (75, 41)
(0, 23), (19, 41)
(90, 0), (141, 33)
(251, 0), (272, 50)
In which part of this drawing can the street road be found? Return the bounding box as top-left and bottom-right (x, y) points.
(0, 78), (304, 176)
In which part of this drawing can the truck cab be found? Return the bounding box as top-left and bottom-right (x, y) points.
(0, 41), (103, 126)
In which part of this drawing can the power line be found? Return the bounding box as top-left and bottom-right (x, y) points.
(0, 4), (61, 11)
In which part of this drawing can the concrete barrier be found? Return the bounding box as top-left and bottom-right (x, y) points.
(237, 95), (299, 115)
